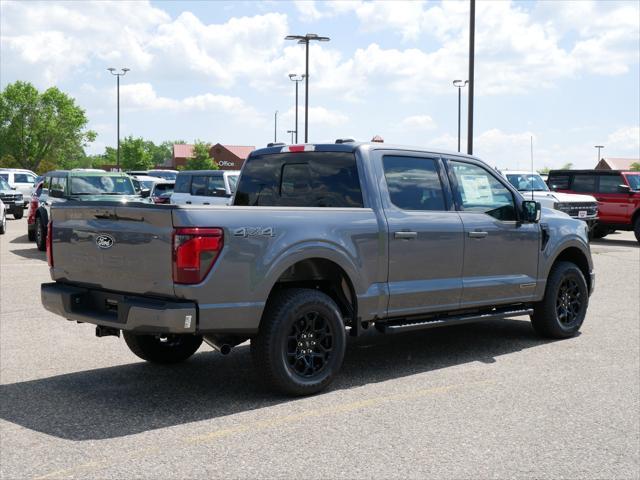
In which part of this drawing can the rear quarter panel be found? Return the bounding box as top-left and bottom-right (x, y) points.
(171, 205), (386, 333)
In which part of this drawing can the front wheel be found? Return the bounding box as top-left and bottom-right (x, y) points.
(591, 225), (610, 239)
(0, 213), (5, 234)
(35, 216), (46, 251)
(251, 288), (346, 396)
(531, 261), (588, 338)
(123, 332), (203, 364)
(634, 217), (640, 243)
(13, 208), (23, 220)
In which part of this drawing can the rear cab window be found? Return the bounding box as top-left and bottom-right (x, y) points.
(174, 174), (192, 193)
(571, 174), (597, 193)
(234, 152), (363, 207)
(549, 174), (571, 190)
(382, 156), (446, 211)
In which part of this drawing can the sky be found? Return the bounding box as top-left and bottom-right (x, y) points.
(1, 0), (638, 169)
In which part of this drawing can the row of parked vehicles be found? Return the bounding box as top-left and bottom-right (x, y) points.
(4, 165), (638, 242)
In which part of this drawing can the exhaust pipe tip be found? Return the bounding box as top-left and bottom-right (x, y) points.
(203, 335), (232, 355)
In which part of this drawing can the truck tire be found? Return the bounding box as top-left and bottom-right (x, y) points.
(591, 225), (610, 239)
(13, 208), (23, 220)
(123, 332), (203, 364)
(251, 288), (346, 396)
(0, 213), (5, 234)
(531, 261), (588, 338)
(35, 216), (46, 251)
(28, 228), (35, 241)
(634, 217), (640, 243)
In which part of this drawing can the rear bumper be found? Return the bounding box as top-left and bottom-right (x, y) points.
(41, 283), (197, 334)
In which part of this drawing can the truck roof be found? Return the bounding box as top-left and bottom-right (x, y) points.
(44, 170), (131, 177)
(250, 142), (481, 161)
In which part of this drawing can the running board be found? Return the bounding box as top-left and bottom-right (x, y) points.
(378, 307), (534, 334)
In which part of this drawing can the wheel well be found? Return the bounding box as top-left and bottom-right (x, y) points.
(267, 258), (357, 325)
(632, 208), (640, 225)
(552, 247), (591, 291)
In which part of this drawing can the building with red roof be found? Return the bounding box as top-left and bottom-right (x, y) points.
(172, 143), (254, 170)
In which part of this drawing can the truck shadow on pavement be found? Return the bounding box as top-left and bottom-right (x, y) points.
(0, 318), (559, 441)
(9, 247), (46, 261)
(591, 238), (638, 248)
(9, 233), (32, 244)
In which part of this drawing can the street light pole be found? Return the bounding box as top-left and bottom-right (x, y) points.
(287, 130), (296, 144)
(274, 110), (278, 143)
(595, 145), (604, 163)
(289, 74), (305, 143)
(107, 67), (129, 169)
(285, 33), (330, 143)
(453, 80), (468, 153)
(467, 0), (475, 155)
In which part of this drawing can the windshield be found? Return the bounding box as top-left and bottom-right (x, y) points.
(625, 174), (640, 190)
(70, 176), (135, 195)
(0, 177), (10, 190)
(149, 171), (177, 181)
(506, 173), (549, 192)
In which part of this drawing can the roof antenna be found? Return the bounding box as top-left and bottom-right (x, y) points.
(530, 135), (534, 201)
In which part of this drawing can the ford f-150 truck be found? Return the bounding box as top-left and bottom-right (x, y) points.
(41, 142), (595, 395)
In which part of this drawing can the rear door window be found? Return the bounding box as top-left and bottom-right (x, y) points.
(598, 175), (624, 193)
(382, 156), (446, 211)
(234, 152), (363, 207)
(549, 174), (570, 190)
(51, 176), (66, 193)
(190, 176), (207, 196)
(174, 174), (191, 193)
(14, 173), (34, 184)
(571, 174), (597, 193)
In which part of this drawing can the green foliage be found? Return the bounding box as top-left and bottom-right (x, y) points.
(630, 162), (640, 172)
(560, 162), (573, 170)
(120, 136), (154, 171)
(0, 81), (96, 172)
(537, 167), (550, 174)
(185, 140), (216, 170)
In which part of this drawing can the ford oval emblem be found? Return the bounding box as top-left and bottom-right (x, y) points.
(95, 234), (115, 249)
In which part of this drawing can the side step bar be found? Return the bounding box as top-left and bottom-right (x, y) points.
(378, 307), (534, 334)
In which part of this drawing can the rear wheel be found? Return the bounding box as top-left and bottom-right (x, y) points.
(0, 212), (6, 234)
(251, 288), (346, 396)
(531, 261), (588, 338)
(13, 208), (23, 220)
(35, 216), (46, 251)
(123, 332), (203, 364)
(634, 217), (640, 243)
(28, 227), (35, 241)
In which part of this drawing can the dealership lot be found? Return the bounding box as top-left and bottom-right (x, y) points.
(1, 217), (638, 479)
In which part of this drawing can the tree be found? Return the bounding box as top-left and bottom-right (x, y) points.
(560, 162), (573, 170)
(630, 162), (640, 172)
(185, 140), (216, 170)
(120, 136), (154, 171)
(0, 81), (96, 172)
(537, 167), (550, 174)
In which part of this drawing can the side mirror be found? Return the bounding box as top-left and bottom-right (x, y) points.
(140, 188), (151, 198)
(212, 188), (230, 198)
(618, 184), (632, 194)
(49, 189), (64, 198)
(522, 200), (541, 223)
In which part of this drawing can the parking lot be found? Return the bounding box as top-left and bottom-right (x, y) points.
(1, 216), (638, 479)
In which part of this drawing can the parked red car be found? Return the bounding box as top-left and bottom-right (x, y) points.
(548, 169), (640, 242)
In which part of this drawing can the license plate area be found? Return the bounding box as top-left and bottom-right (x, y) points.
(578, 210), (587, 218)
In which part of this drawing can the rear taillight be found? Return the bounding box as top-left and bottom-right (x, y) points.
(172, 227), (223, 284)
(28, 198), (39, 224)
(46, 221), (53, 267)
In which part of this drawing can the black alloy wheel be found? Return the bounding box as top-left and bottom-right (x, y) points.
(286, 311), (334, 378)
(555, 277), (583, 327)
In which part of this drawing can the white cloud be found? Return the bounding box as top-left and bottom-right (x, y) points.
(118, 83), (265, 126)
(607, 126), (640, 153)
(399, 115), (437, 131)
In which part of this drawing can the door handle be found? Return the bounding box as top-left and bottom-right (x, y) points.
(185, 201), (192, 204)
(394, 231), (418, 240)
(203, 202), (210, 205)
(469, 231), (488, 238)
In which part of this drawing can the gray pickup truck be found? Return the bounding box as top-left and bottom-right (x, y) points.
(42, 142), (594, 395)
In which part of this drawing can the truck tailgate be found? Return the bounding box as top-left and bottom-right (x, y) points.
(50, 203), (175, 297)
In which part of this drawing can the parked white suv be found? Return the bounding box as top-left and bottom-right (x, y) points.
(0, 168), (38, 198)
(171, 170), (239, 205)
(503, 170), (598, 230)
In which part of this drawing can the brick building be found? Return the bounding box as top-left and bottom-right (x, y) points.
(595, 157), (639, 170)
(172, 143), (254, 170)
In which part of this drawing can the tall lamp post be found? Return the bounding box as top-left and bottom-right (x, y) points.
(594, 145), (604, 163)
(288, 73), (305, 143)
(274, 110), (279, 143)
(453, 80), (468, 153)
(107, 67), (129, 169)
(285, 33), (330, 143)
(287, 130), (296, 144)
(467, 0), (475, 155)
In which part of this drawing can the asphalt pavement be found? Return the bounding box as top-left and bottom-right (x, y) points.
(1, 216), (638, 479)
